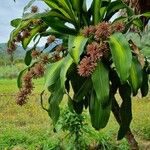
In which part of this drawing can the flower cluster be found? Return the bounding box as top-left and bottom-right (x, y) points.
(47, 35), (56, 44)
(7, 5), (42, 56)
(78, 42), (108, 77)
(17, 53), (49, 105)
(78, 21), (124, 77)
(81, 21), (125, 40)
(95, 22), (111, 41)
(31, 5), (39, 13)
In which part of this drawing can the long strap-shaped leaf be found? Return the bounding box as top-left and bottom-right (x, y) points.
(46, 55), (73, 125)
(109, 33), (132, 84)
(92, 61), (109, 105)
(89, 89), (111, 130)
(105, 0), (134, 21)
(42, 16), (77, 35)
(68, 35), (88, 64)
(128, 57), (143, 96)
(93, 0), (102, 25)
(118, 83), (132, 140)
(43, 0), (75, 23)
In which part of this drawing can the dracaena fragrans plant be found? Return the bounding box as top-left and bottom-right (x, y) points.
(8, 0), (150, 147)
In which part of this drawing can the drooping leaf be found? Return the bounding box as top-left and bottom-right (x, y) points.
(43, 0), (74, 21)
(140, 67), (149, 97)
(44, 59), (64, 89)
(109, 32), (132, 83)
(24, 49), (33, 66)
(118, 83), (132, 140)
(89, 90), (111, 130)
(68, 35), (88, 64)
(60, 55), (73, 90)
(92, 61), (109, 105)
(42, 16), (77, 35)
(48, 80), (64, 125)
(129, 57), (143, 96)
(93, 0), (102, 24)
(74, 78), (92, 102)
(17, 68), (27, 88)
(105, 0), (133, 21)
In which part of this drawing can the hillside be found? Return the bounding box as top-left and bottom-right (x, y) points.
(0, 43), (26, 63)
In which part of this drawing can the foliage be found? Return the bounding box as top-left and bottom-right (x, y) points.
(8, 0), (150, 143)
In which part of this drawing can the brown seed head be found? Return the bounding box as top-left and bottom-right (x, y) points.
(55, 45), (64, 52)
(87, 42), (103, 61)
(40, 54), (49, 64)
(77, 56), (97, 77)
(82, 25), (96, 37)
(33, 63), (45, 78)
(31, 5), (39, 13)
(112, 21), (125, 33)
(95, 22), (111, 40)
(31, 50), (41, 58)
(22, 29), (30, 38)
(47, 35), (56, 44)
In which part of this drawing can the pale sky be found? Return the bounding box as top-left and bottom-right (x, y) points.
(0, 0), (92, 44)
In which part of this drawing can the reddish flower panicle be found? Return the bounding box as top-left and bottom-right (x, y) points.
(47, 35), (56, 44)
(95, 22), (111, 40)
(87, 42), (103, 61)
(77, 56), (97, 77)
(82, 25), (96, 37)
(112, 21), (125, 32)
(21, 29), (30, 39)
(31, 50), (41, 58)
(31, 6), (39, 13)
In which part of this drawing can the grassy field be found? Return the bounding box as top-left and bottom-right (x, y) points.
(0, 78), (150, 150)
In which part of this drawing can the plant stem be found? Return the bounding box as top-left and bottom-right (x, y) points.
(111, 97), (139, 150)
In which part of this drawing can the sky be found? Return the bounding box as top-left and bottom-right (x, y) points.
(0, 0), (92, 45)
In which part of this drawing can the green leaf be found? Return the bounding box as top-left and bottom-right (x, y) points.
(89, 90), (111, 130)
(105, 0), (133, 21)
(60, 55), (73, 90)
(24, 49), (33, 66)
(11, 18), (21, 27)
(48, 80), (64, 125)
(17, 68), (27, 88)
(129, 57), (143, 96)
(42, 16), (77, 35)
(72, 100), (84, 114)
(74, 78), (92, 102)
(118, 83), (132, 140)
(22, 24), (47, 49)
(109, 32), (132, 83)
(92, 61), (109, 105)
(44, 60), (64, 89)
(140, 67), (149, 97)
(142, 12), (150, 17)
(8, 20), (31, 47)
(93, 0), (102, 24)
(68, 35), (88, 64)
(43, 0), (74, 21)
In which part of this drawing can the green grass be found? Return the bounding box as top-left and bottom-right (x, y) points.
(0, 78), (150, 149)
(0, 63), (25, 79)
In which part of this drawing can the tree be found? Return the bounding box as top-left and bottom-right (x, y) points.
(8, 0), (150, 149)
